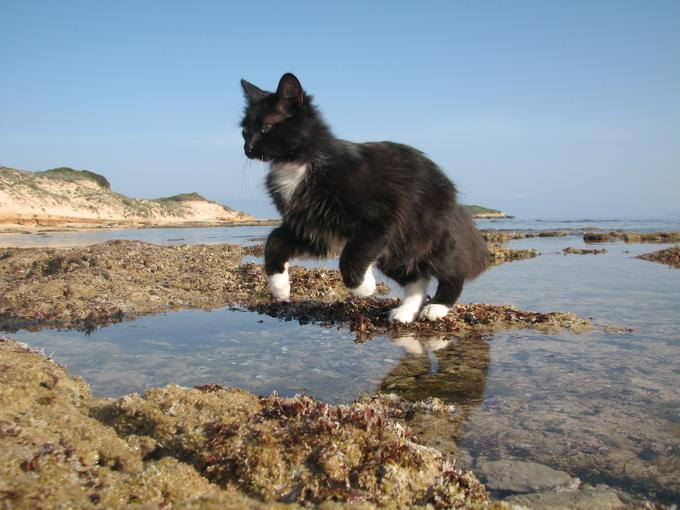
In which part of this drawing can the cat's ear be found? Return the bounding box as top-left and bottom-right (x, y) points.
(276, 73), (304, 109)
(240, 79), (269, 104)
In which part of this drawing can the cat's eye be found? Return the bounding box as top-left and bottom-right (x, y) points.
(261, 124), (272, 134)
(241, 126), (248, 135)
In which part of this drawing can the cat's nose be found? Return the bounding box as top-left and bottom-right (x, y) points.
(247, 134), (260, 152)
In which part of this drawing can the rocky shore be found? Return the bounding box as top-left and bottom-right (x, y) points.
(0, 338), (491, 509)
(0, 240), (584, 336)
(5, 239), (661, 509)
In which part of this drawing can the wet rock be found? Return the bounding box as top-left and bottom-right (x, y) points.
(0, 337), (488, 509)
(504, 486), (625, 509)
(476, 460), (577, 493)
(481, 230), (575, 243)
(635, 247), (680, 269)
(583, 232), (680, 243)
(488, 244), (539, 265)
(0, 240), (386, 331)
(255, 300), (591, 341)
(242, 244), (265, 257)
(0, 241), (589, 338)
(482, 231), (528, 243)
(563, 247), (607, 255)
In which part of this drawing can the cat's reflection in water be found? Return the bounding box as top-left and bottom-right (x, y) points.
(381, 333), (490, 405)
(378, 333), (491, 463)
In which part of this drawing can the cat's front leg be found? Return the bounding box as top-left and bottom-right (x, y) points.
(264, 225), (306, 301)
(339, 233), (384, 298)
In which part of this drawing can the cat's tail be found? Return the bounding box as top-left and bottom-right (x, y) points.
(451, 204), (489, 280)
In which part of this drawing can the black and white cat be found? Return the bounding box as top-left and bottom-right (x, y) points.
(240, 73), (488, 323)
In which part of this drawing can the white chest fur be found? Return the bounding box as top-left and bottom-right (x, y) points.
(270, 161), (307, 205)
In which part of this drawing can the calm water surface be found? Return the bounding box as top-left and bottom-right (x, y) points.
(3, 222), (679, 502)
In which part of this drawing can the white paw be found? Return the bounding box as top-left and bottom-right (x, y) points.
(388, 304), (419, 324)
(350, 265), (376, 298)
(392, 336), (424, 355)
(268, 263), (290, 301)
(425, 336), (453, 352)
(419, 304), (449, 321)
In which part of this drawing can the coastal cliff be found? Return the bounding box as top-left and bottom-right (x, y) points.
(0, 165), (254, 228)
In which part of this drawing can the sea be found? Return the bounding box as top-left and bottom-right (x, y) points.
(1, 217), (679, 503)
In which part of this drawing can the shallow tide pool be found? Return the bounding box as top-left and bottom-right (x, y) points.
(4, 231), (680, 502)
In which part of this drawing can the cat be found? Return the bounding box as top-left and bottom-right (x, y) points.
(240, 73), (489, 323)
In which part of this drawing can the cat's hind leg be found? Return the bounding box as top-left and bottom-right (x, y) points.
(419, 275), (464, 321)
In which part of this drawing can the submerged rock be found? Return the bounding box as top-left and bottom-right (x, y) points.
(0, 337), (489, 509)
(635, 246), (680, 269)
(476, 460), (577, 493)
(504, 486), (625, 509)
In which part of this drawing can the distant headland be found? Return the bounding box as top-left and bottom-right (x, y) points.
(0, 165), (256, 230)
(464, 205), (513, 219)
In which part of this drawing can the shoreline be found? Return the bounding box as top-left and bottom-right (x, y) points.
(0, 218), (282, 234)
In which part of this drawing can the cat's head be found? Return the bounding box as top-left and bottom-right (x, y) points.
(240, 73), (324, 162)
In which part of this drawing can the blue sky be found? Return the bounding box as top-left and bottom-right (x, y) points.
(1, 1), (679, 219)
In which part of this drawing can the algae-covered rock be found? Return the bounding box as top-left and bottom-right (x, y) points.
(254, 299), (591, 341)
(0, 337), (489, 509)
(0, 241), (387, 332)
(481, 230), (570, 242)
(98, 387), (488, 507)
(0, 240), (243, 331)
(635, 246), (680, 269)
(0, 241), (588, 340)
(583, 232), (680, 243)
(0, 338), (238, 509)
(563, 247), (607, 255)
(487, 244), (539, 265)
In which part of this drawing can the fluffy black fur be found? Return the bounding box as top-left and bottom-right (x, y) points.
(241, 73), (488, 314)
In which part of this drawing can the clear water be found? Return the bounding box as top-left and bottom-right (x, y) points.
(475, 216), (680, 233)
(0, 225), (270, 248)
(2, 223), (680, 501)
